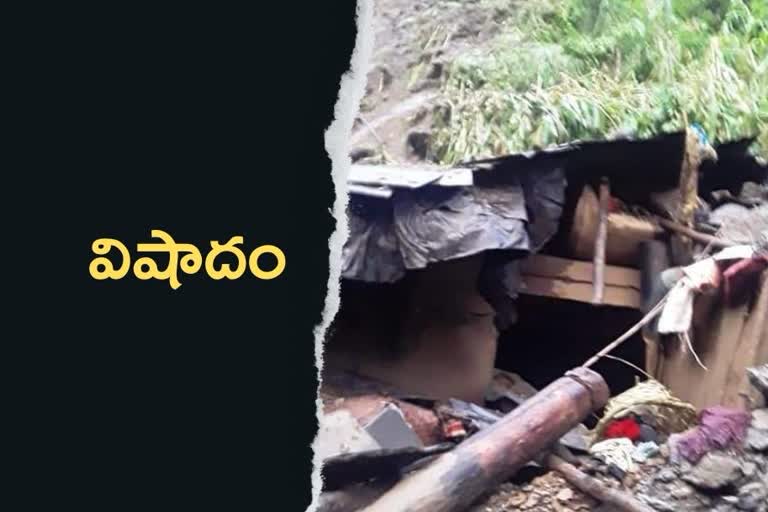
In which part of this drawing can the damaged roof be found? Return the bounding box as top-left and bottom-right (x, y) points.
(344, 132), (767, 284)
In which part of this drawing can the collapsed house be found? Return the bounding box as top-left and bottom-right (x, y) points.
(317, 129), (768, 512)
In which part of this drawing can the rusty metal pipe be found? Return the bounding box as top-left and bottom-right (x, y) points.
(361, 367), (610, 512)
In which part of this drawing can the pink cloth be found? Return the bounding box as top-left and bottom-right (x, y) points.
(670, 406), (751, 463)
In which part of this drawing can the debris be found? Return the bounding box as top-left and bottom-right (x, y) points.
(363, 403), (423, 450)
(485, 369), (538, 406)
(737, 481), (768, 511)
(592, 380), (697, 444)
(745, 427), (768, 452)
(638, 424), (658, 443)
(317, 481), (393, 512)
(321, 443), (454, 491)
(590, 438), (636, 473)
(360, 368), (610, 512)
(315, 410), (381, 462)
(752, 409), (768, 430)
(639, 496), (676, 512)
(669, 406), (751, 463)
(747, 365), (768, 403)
(681, 453), (743, 491)
(442, 419), (466, 440)
(632, 442), (660, 463)
(655, 468), (677, 483)
(547, 453), (655, 512)
(556, 487), (574, 501)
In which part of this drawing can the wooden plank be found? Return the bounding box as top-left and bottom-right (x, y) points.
(660, 299), (749, 409)
(520, 254), (641, 289)
(520, 276), (641, 309)
(660, 270), (768, 409)
(722, 271), (768, 407)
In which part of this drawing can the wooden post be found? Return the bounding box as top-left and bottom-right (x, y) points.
(360, 368), (610, 512)
(639, 240), (671, 378)
(592, 178), (610, 305)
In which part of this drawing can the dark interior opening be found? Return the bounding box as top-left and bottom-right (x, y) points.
(495, 295), (646, 409)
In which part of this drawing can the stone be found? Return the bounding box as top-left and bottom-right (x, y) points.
(671, 485), (693, 499)
(556, 488), (574, 502)
(737, 482), (768, 511)
(751, 409), (768, 430)
(522, 492), (540, 509)
(746, 427), (768, 452)
(315, 410), (380, 461)
(639, 424), (659, 443)
(741, 462), (757, 477)
(363, 403), (423, 450)
(682, 454), (742, 490)
(641, 496), (676, 512)
(656, 468), (677, 483)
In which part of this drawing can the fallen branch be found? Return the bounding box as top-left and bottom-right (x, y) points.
(546, 454), (655, 512)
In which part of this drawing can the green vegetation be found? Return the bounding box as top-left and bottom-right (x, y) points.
(432, 0), (768, 163)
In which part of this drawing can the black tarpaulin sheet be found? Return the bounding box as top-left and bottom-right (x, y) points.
(342, 167), (566, 284)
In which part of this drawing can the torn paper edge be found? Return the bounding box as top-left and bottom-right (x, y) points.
(306, 1), (374, 511)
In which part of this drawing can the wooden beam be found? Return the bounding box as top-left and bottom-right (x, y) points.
(592, 178), (610, 304)
(519, 254), (642, 309)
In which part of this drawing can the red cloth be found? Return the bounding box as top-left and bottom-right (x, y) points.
(722, 255), (768, 304)
(603, 417), (641, 441)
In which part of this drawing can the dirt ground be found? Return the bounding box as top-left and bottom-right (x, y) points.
(351, 0), (508, 163)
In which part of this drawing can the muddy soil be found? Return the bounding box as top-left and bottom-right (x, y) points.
(351, 0), (511, 163)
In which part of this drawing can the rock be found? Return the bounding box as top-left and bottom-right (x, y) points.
(641, 496), (676, 512)
(656, 468), (677, 483)
(671, 485), (693, 499)
(682, 454), (742, 490)
(741, 462), (757, 477)
(737, 482), (768, 511)
(556, 488), (573, 502)
(507, 491), (527, 507)
(607, 463), (626, 480)
(751, 409), (768, 430)
(746, 427), (768, 452)
(405, 130), (430, 159)
(522, 492), (539, 509)
(639, 424), (659, 443)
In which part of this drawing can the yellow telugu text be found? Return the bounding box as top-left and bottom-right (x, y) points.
(89, 230), (286, 289)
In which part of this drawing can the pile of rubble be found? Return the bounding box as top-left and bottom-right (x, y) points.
(316, 366), (768, 512)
